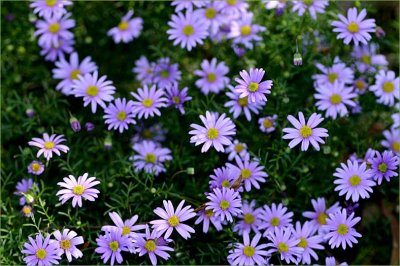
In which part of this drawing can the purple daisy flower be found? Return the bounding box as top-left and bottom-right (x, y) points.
(131, 140), (172, 176)
(302, 197), (341, 230)
(108, 10), (143, 43)
(56, 173), (100, 208)
(333, 160), (375, 202)
(53, 229), (84, 262)
(22, 233), (61, 266)
(266, 227), (303, 264)
(131, 123), (167, 144)
(165, 83), (192, 114)
(131, 84), (167, 119)
(225, 139), (249, 161)
(392, 106), (400, 129)
(233, 200), (263, 235)
(227, 232), (269, 266)
(28, 133), (69, 161)
(282, 112), (328, 151)
(167, 11), (209, 51)
(226, 156), (268, 192)
(353, 77), (368, 94)
(209, 166), (237, 190)
(104, 98), (136, 133)
(292, 221), (324, 265)
(102, 212), (146, 238)
(325, 256), (349, 266)
(258, 115), (278, 133)
(21, 205), (34, 218)
(30, 0), (72, 17)
(15, 178), (36, 206)
(132, 56), (155, 85)
(381, 128), (400, 155)
(194, 2), (225, 34)
(220, 0), (249, 18)
(205, 187), (242, 222)
(259, 203), (293, 237)
(194, 58), (229, 95)
(189, 111), (236, 153)
(195, 209), (223, 233)
(228, 12), (266, 49)
(34, 12), (75, 48)
(369, 150), (399, 185)
(153, 57), (181, 89)
(322, 209), (362, 249)
(27, 160), (45, 175)
(40, 37), (74, 62)
(150, 200), (196, 239)
(292, 0), (329, 20)
(314, 81), (357, 119)
(95, 228), (131, 266)
(263, 0), (287, 11)
(52, 52), (98, 96)
(312, 58), (354, 87)
(225, 85), (264, 121)
(351, 43), (388, 73)
(331, 7), (376, 46)
(369, 70), (399, 106)
(171, 0), (208, 12)
(235, 68), (273, 103)
(133, 225), (174, 266)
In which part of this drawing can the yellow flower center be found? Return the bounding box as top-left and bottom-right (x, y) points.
(378, 163), (387, 173)
(145, 153), (156, 163)
(221, 180), (231, 188)
(116, 111), (127, 121)
(299, 126), (312, 138)
(207, 72), (217, 82)
(328, 72), (338, 83)
(238, 96), (248, 107)
(337, 224), (349, 235)
(182, 25), (194, 36)
(227, 0), (237, 5)
(60, 239), (71, 250)
(392, 141), (400, 152)
(48, 22), (60, 33)
(383, 81), (394, 93)
(86, 85), (99, 97)
(109, 241), (119, 252)
(43, 141), (55, 149)
(263, 119), (273, 128)
(70, 69), (81, 80)
(298, 237), (308, 248)
(330, 94), (342, 105)
(317, 212), (328, 225)
(31, 163), (42, 172)
(22, 206), (32, 215)
(118, 21), (129, 31)
(142, 129), (152, 139)
(207, 128), (219, 140)
(142, 98), (154, 107)
(240, 25), (252, 36)
(172, 96), (181, 104)
(243, 245), (255, 257)
(303, 0), (313, 5)
(36, 248), (47, 260)
(46, 0), (57, 6)
(361, 55), (371, 65)
(168, 215), (180, 227)
(270, 217), (280, 226)
(347, 22), (359, 33)
(220, 199), (230, 210)
(144, 240), (156, 252)
(349, 175), (361, 186)
(248, 82), (259, 92)
(122, 226), (131, 236)
(241, 168), (252, 179)
(160, 70), (169, 78)
(205, 209), (214, 217)
(234, 143), (244, 153)
(355, 80), (365, 91)
(205, 8), (217, 19)
(278, 242), (288, 253)
(244, 213), (255, 224)
(72, 185), (85, 195)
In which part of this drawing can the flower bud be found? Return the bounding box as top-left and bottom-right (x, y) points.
(375, 26), (385, 39)
(293, 52), (302, 66)
(69, 116), (81, 132)
(186, 167), (195, 175)
(25, 108), (35, 118)
(104, 136), (112, 150)
(85, 122), (95, 132)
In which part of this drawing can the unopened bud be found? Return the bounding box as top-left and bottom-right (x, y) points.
(70, 116), (81, 132)
(293, 52), (302, 66)
(104, 136), (112, 150)
(375, 26), (385, 39)
(85, 122), (95, 132)
(26, 108), (35, 118)
(186, 167), (195, 175)
(25, 193), (35, 204)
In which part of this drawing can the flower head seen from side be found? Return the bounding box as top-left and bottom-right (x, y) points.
(227, 12), (266, 49)
(40, 37), (74, 62)
(102, 212), (146, 239)
(30, 0), (72, 17)
(259, 203), (293, 236)
(292, 0), (329, 20)
(351, 43), (388, 73)
(322, 209), (362, 249)
(194, 58), (229, 95)
(227, 232), (269, 266)
(369, 70), (399, 106)
(56, 173), (100, 207)
(195, 209), (223, 233)
(312, 58), (354, 87)
(235, 68), (273, 103)
(150, 200), (196, 239)
(331, 7), (376, 46)
(206, 187), (242, 222)
(153, 57), (181, 89)
(72, 71), (116, 113)
(104, 98), (136, 133)
(28, 133), (69, 161)
(108, 10), (143, 44)
(282, 112), (328, 151)
(266, 227), (303, 264)
(369, 150), (399, 185)
(291, 221), (324, 265)
(233, 200), (263, 235)
(22, 233), (61, 266)
(381, 128), (400, 155)
(165, 83), (192, 114)
(333, 160), (375, 202)
(132, 56), (155, 85)
(302, 197), (341, 230)
(95, 228), (131, 266)
(225, 85), (264, 121)
(131, 85), (167, 119)
(53, 229), (84, 262)
(258, 115), (278, 133)
(225, 139), (249, 161)
(167, 11), (209, 51)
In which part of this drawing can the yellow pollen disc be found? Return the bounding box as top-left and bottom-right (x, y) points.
(378, 163), (387, 173)
(238, 96), (248, 107)
(22, 206), (32, 215)
(317, 212), (328, 225)
(347, 22), (359, 33)
(48, 22), (60, 33)
(243, 245), (255, 257)
(328, 72), (338, 83)
(349, 175), (361, 186)
(361, 55), (371, 65)
(355, 80), (365, 91)
(299, 126), (312, 138)
(220, 199), (230, 210)
(392, 142), (400, 152)
(270, 217), (280, 226)
(145, 153), (156, 163)
(298, 237), (308, 248)
(116, 111), (127, 121)
(205, 8), (217, 19)
(207, 128), (219, 140)
(337, 224), (348, 235)
(122, 226), (131, 236)
(72, 185), (85, 195)
(248, 82), (259, 92)
(241, 168), (252, 179)
(43, 141), (55, 149)
(46, 0), (57, 6)
(303, 0), (313, 5)
(182, 25), (194, 36)
(234, 143), (244, 153)
(60, 239), (71, 250)
(36, 248), (47, 260)
(142, 98), (154, 107)
(244, 213), (255, 224)
(207, 72), (217, 82)
(227, 0), (237, 6)
(205, 209), (214, 217)
(172, 96), (181, 104)
(86, 85), (99, 97)
(221, 180), (231, 188)
(168, 215), (180, 227)
(142, 129), (152, 139)
(278, 242), (288, 253)
(118, 21), (129, 31)
(144, 240), (156, 252)
(70, 69), (81, 80)
(330, 94), (342, 105)
(160, 70), (169, 78)
(31, 163), (41, 172)
(263, 119), (273, 128)
(109, 241), (119, 252)
(383, 81), (394, 93)
(240, 25), (252, 36)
